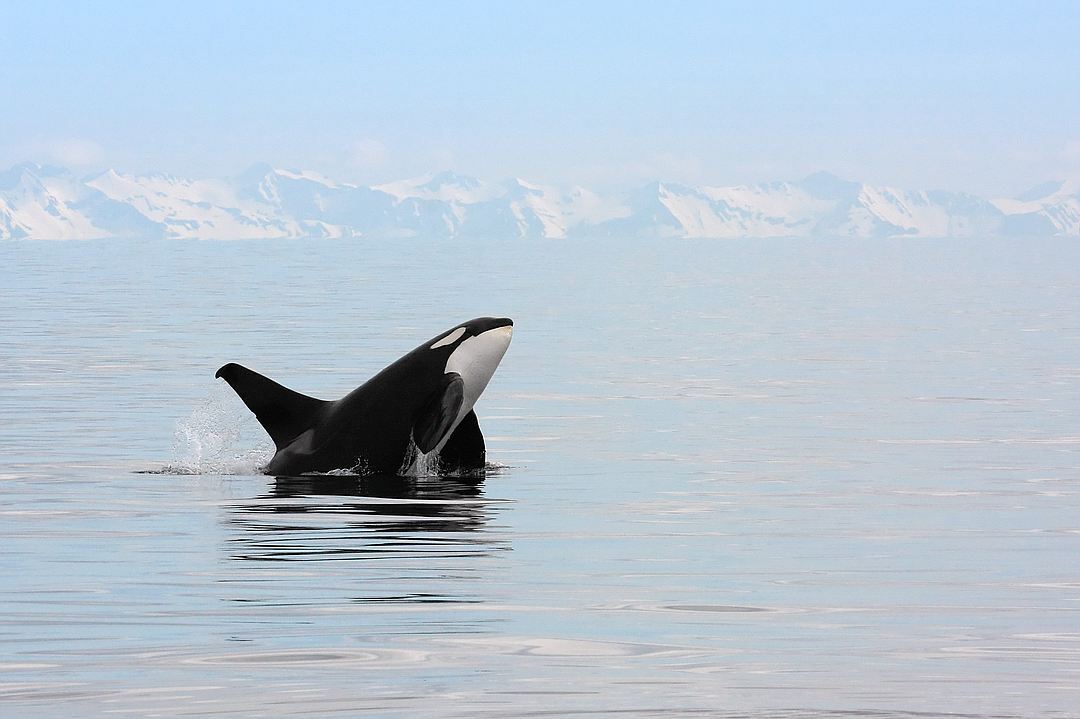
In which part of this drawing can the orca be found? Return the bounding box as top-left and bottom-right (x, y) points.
(215, 317), (513, 476)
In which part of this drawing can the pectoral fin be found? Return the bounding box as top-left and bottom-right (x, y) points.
(413, 373), (465, 453)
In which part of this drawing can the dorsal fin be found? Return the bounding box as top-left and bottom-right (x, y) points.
(215, 363), (328, 450)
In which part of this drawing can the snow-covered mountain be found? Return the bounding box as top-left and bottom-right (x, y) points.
(0, 163), (160, 239)
(991, 180), (1080, 236)
(1, 163), (1077, 240)
(593, 173), (1008, 239)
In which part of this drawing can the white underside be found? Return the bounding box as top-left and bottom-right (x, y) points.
(434, 324), (513, 454)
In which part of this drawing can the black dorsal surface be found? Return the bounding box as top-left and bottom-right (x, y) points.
(215, 363), (329, 450)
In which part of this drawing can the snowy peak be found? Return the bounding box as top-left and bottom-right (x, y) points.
(2, 162), (1078, 239)
(86, 168), (296, 239)
(0, 164), (160, 240)
(991, 179), (1080, 236)
(1013, 179), (1076, 203)
(375, 171), (501, 204)
(0, 162), (53, 191)
(797, 171), (862, 200)
(592, 176), (1027, 239)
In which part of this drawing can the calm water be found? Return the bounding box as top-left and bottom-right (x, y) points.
(2, 238), (1079, 718)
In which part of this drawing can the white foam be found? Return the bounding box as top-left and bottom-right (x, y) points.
(398, 441), (442, 478)
(161, 385), (273, 475)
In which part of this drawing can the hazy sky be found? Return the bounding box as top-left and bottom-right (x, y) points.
(3, 1), (1078, 195)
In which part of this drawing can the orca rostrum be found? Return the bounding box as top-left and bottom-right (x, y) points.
(215, 317), (513, 476)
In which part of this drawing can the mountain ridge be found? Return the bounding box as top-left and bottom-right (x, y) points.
(1, 163), (1077, 240)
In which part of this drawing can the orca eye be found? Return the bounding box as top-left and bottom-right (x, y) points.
(430, 326), (466, 349)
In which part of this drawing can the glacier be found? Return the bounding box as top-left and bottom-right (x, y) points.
(1, 162), (1077, 240)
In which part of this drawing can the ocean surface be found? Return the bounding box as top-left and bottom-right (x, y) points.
(1, 237), (1078, 718)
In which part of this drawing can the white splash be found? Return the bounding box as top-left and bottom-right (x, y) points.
(398, 440), (442, 478)
(162, 385), (273, 475)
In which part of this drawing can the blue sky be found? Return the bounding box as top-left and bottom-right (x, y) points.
(3, 1), (1078, 195)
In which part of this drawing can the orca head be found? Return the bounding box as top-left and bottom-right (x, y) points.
(429, 317), (514, 417)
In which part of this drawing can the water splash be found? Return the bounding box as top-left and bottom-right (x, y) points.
(159, 391), (501, 478)
(398, 440), (442, 478)
(398, 441), (503, 479)
(161, 384), (273, 475)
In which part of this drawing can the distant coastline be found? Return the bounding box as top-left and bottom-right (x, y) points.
(2, 162), (1077, 240)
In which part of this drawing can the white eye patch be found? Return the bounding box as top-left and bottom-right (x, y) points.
(430, 326), (466, 349)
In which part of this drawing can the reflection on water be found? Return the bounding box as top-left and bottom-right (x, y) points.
(268, 474), (487, 500)
(221, 474), (508, 607)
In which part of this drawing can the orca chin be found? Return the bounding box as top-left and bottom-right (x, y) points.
(444, 322), (512, 433)
(215, 317), (514, 477)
